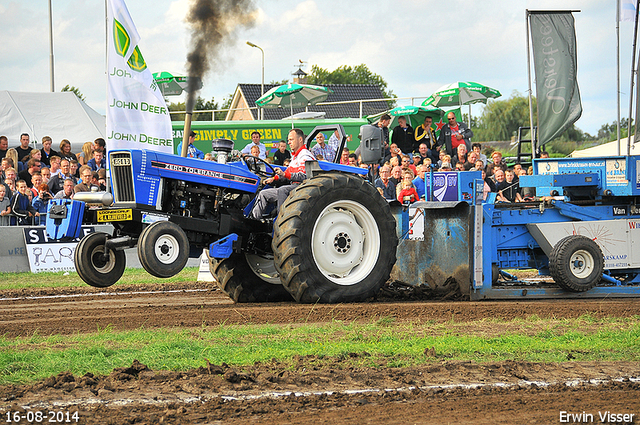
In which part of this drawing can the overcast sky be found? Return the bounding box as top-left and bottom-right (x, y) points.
(0, 0), (636, 136)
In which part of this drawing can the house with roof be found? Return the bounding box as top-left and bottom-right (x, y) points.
(225, 70), (389, 121)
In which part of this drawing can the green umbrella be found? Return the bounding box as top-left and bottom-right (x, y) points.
(422, 81), (501, 127)
(152, 72), (202, 96)
(388, 105), (444, 129)
(256, 83), (333, 127)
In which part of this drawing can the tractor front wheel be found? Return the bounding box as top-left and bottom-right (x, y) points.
(74, 232), (126, 287)
(137, 221), (189, 278)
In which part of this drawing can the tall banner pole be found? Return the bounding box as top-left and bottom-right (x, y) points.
(627, 0), (640, 156)
(617, 0), (622, 155)
(635, 47), (640, 141)
(525, 10), (537, 158)
(106, 0), (173, 154)
(529, 11), (582, 149)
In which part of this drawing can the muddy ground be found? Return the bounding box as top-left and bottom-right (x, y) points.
(0, 282), (639, 424)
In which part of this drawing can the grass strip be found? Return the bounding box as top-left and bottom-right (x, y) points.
(0, 267), (200, 290)
(1, 316), (639, 385)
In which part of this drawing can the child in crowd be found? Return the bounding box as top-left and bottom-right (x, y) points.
(397, 171), (419, 204)
(498, 169), (522, 203)
(26, 149), (42, 164)
(0, 185), (10, 226)
(70, 160), (79, 178)
(32, 183), (53, 225)
(439, 162), (452, 171)
(4, 178), (15, 196)
(436, 149), (446, 169)
(244, 145), (262, 170)
(10, 180), (38, 225)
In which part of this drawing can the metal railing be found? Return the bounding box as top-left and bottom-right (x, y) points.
(168, 96), (429, 121)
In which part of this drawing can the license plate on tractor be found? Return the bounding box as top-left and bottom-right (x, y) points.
(97, 209), (133, 222)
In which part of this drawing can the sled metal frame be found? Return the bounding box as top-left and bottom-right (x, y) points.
(393, 156), (640, 300)
(472, 201), (640, 300)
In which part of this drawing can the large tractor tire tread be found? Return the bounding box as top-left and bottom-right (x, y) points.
(273, 173), (397, 303)
(209, 253), (293, 303)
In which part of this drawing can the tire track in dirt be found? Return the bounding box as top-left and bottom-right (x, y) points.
(1, 284), (640, 337)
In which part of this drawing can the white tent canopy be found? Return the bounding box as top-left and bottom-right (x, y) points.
(0, 91), (105, 151)
(570, 136), (640, 157)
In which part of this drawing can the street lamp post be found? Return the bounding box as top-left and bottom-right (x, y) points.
(246, 41), (264, 120)
(48, 0), (55, 92)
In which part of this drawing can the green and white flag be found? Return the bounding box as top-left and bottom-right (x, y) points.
(529, 12), (582, 146)
(107, 0), (172, 153)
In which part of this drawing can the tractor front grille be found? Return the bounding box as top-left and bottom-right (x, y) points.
(110, 152), (135, 204)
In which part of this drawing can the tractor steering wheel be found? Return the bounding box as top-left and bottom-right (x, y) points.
(242, 155), (277, 178)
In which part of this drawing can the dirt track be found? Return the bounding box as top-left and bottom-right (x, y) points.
(1, 282), (639, 424)
(2, 282), (640, 337)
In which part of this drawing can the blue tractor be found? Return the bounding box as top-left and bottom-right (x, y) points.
(50, 125), (397, 303)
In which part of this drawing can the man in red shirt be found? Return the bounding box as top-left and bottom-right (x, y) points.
(436, 112), (473, 156)
(249, 128), (315, 219)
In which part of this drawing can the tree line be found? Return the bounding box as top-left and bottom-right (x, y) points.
(62, 67), (629, 153)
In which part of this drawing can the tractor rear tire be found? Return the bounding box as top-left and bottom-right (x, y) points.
(210, 253), (293, 303)
(549, 235), (603, 292)
(74, 232), (126, 287)
(138, 221), (189, 278)
(273, 173), (397, 303)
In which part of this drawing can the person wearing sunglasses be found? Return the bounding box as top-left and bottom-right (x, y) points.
(436, 112), (473, 156)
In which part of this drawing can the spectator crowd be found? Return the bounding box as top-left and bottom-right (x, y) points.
(258, 113), (540, 206)
(0, 134), (107, 225)
(222, 116), (541, 207)
(1, 119), (542, 226)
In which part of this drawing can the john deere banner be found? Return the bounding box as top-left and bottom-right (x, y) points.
(107, 0), (172, 153)
(529, 12), (582, 146)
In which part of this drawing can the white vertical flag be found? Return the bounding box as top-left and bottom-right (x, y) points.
(620, 0), (637, 22)
(106, 0), (173, 153)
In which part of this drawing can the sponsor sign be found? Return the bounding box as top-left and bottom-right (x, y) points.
(97, 208), (133, 222)
(22, 227), (96, 273)
(612, 206), (628, 216)
(605, 159), (628, 186)
(426, 172), (459, 202)
(142, 212), (169, 224)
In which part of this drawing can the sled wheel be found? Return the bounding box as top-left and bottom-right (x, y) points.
(549, 235), (603, 292)
(74, 232), (125, 287)
(209, 252), (293, 303)
(137, 221), (189, 278)
(273, 173), (398, 303)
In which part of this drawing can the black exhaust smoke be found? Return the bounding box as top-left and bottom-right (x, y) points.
(181, 0), (257, 156)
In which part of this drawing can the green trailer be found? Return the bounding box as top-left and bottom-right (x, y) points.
(171, 118), (369, 156)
